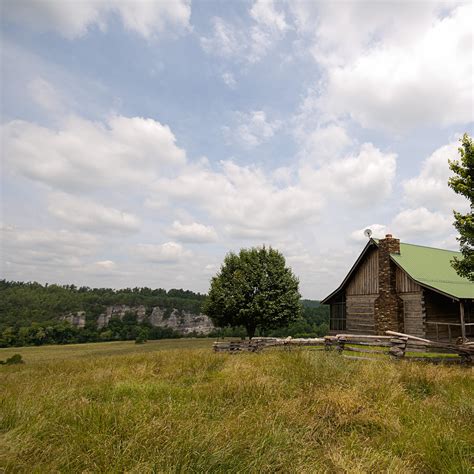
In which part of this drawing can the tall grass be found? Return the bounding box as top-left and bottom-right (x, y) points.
(1, 340), (473, 473)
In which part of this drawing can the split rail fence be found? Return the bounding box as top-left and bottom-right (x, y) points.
(213, 331), (474, 366)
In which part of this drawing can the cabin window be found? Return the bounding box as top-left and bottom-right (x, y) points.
(330, 294), (346, 331)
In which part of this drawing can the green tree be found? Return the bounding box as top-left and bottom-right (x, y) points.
(204, 246), (301, 339)
(449, 133), (474, 281)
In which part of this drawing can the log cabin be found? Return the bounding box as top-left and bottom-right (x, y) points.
(322, 234), (474, 342)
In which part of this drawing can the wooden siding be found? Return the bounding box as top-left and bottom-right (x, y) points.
(346, 295), (377, 334)
(395, 267), (421, 293)
(346, 248), (379, 296)
(400, 293), (425, 337)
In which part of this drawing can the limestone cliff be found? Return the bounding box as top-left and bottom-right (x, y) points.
(149, 307), (214, 335)
(60, 311), (86, 329)
(96, 305), (147, 329)
(73, 305), (215, 335)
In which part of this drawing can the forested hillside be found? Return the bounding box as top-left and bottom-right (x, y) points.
(0, 280), (328, 347)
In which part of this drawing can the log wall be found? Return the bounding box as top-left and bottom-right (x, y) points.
(400, 293), (425, 337)
(346, 295), (377, 334)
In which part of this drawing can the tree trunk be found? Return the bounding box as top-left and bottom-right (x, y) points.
(246, 325), (256, 340)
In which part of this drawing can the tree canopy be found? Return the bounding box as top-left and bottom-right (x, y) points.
(448, 133), (474, 281)
(204, 246), (301, 338)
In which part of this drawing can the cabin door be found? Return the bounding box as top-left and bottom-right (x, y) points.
(402, 295), (424, 337)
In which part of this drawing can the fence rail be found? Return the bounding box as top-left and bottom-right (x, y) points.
(213, 332), (474, 365)
(425, 321), (474, 343)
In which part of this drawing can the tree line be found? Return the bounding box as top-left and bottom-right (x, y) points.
(0, 280), (328, 347)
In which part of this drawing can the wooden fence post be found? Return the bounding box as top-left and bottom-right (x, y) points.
(336, 337), (344, 354)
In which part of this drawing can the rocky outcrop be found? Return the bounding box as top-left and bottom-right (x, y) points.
(62, 304), (215, 335)
(97, 305), (146, 329)
(60, 311), (86, 329)
(149, 307), (214, 335)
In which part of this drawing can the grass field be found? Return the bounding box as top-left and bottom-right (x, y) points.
(1, 340), (473, 473)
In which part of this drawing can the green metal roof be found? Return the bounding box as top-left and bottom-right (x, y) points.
(390, 242), (474, 299)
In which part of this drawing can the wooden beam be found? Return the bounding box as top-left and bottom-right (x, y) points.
(460, 301), (467, 341)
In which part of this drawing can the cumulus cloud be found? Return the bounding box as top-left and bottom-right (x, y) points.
(392, 207), (453, 240)
(48, 193), (141, 234)
(403, 139), (470, 213)
(135, 242), (192, 263)
(3, 0), (192, 39)
(3, 114), (186, 191)
(153, 160), (321, 239)
(302, 143), (397, 207)
(289, 1), (442, 67)
(297, 123), (353, 164)
(313, 4), (473, 131)
(167, 220), (218, 243)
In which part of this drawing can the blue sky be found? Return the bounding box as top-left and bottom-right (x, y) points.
(1, 0), (473, 298)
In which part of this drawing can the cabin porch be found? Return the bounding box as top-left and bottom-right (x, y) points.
(424, 290), (473, 342)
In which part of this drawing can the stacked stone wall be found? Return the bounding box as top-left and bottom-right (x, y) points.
(374, 235), (403, 333)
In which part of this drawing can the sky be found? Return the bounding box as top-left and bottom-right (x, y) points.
(0, 0), (473, 299)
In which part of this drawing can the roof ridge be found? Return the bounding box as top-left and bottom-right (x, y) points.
(396, 241), (461, 254)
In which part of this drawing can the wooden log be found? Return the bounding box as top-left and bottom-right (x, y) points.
(337, 340), (392, 347)
(385, 330), (431, 343)
(343, 346), (389, 355)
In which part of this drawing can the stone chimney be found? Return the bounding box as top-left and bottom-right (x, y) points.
(374, 234), (403, 334)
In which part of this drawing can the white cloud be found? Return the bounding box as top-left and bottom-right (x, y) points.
(315, 4), (473, 131)
(201, 0), (288, 63)
(3, 115), (186, 191)
(3, 0), (191, 39)
(302, 143), (397, 207)
(392, 207), (453, 240)
(250, 0), (288, 33)
(403, 139), (470, 213)
(135, 242), (192, 263)
(152, 160), (321, 238)
(1, 225), (99, 269)
(350, 224), (390, 243)
(48, 193), (141, 234)
(94, 260), (116, 270)
(200, 17), (243, 59)
(167, 220), (218, 243)
(290, 1), (442, 67)
(297, 123), (353, 164)
(226, 110), (281, 148)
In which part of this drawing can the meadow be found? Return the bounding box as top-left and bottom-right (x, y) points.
(1, 339), (473, 473)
